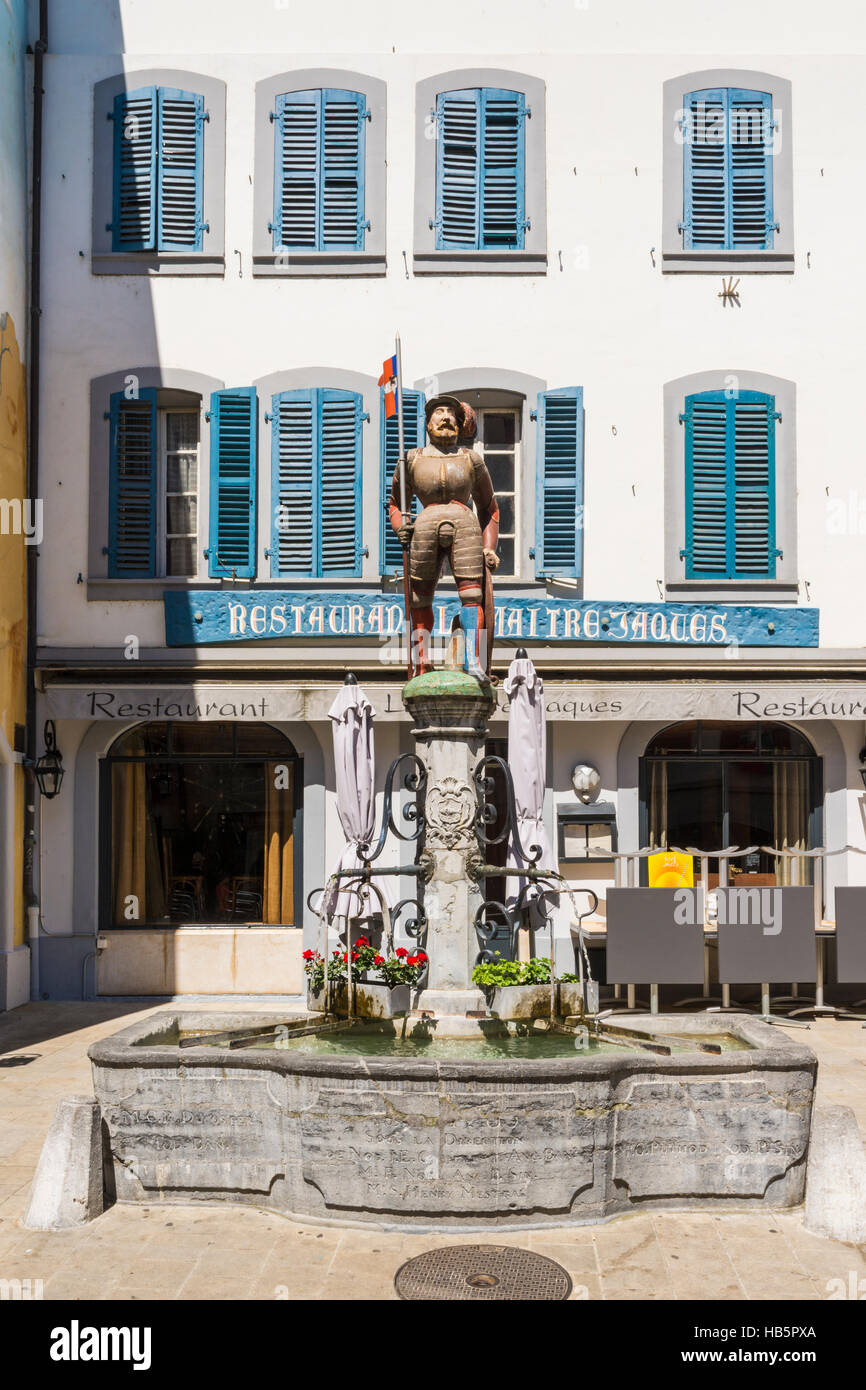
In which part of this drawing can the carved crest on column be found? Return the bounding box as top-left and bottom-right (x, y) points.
(425, 775), (477, 850)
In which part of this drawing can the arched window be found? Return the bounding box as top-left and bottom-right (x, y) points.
(102, 722), (300, 928)
(640, 720), (821, 886)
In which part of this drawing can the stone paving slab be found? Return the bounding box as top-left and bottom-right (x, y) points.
(0, 1001), (864, 1301)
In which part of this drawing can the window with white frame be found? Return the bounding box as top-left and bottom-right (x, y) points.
(474, 406), (520, 578)
(160, 409), (199, 576)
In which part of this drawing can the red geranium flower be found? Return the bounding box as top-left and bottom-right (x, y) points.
(407, 955), (419, 967)
(374, 955), (384, 966)
(416, 950), (427, 961)
(395, 947), (408, 959)
(355, 937), (369, 948)
(302, 949), (314, 960)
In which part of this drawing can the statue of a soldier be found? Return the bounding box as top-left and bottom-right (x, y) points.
(389, 395), (499, 681)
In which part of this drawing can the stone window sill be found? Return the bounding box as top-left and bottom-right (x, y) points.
(665, 581), (800, 605)
(413, 250), (547, 276)
(252, 252), (386, 277)
(662, 250), (794, 275)
(91, 253), (225, 277)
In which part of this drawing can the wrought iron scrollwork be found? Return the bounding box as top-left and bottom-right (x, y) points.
(473, 753), (543, 867)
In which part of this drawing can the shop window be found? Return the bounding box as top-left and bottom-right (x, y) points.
(92, 71), (225, 275)
(640, 720), (821, 888)
(107, 390), (202, 578)
(558, 804), (617, 863)
(103, 722), (300, 928)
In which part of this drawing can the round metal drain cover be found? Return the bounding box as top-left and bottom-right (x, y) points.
(394, 1244), (572, 1301)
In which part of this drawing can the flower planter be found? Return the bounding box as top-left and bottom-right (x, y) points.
(307, 981), (411, 1019)
(485, 983), (554, 1021)
(484, 981), (596, 1021)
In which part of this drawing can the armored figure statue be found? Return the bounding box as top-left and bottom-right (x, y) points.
(389, 395), (499, 680)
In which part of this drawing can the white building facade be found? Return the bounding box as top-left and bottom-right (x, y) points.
(30, 0), (866, 999)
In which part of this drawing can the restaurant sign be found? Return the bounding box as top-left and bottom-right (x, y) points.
(163, 591), (818, 648)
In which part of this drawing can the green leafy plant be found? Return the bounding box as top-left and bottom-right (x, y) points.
(471, 955), (580, 989)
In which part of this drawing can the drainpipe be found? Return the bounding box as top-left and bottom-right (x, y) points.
(24, 1), (48, 1000)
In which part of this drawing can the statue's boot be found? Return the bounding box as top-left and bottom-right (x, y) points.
(458, 604), (487, 682)
(411, 606), (435, 675)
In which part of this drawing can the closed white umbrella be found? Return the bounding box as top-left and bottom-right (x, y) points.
(322, 679), (394, 924)
(504, 652), (557, 955)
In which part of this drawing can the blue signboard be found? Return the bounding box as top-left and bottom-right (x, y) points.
(164, 591), (819, 648)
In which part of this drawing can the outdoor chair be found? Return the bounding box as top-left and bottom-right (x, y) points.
(604, 887), (705, 1014)
(713, 886), (815, 1028)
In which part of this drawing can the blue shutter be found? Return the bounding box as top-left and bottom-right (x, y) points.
(682, 88), (773, 250)
(380, 388), (424, 576)
(435, 88), (526, 250)
(107, 389), (157, 576)
(684, 390), (776, 579)
(270, 388), (362, 578)
(271, 390), (315, 576)
(435, 89), (480, 249)
(322, 89), (366, 250)
(111, 88), (157, 251)
(207, 389), (257, 578)
(534, 388), (584, 579)
(480, 89), (526, 249)
(320, 389), (363, 575)
(729, 90), (774, 249)
(157, 88), (205, 251)
(273, 89), (366, 251)
(273, 90), (320, 251)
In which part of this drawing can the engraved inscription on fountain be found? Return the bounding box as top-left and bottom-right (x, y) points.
(611, 1078), (811, 1199)
(300, 1088), (596, 1213)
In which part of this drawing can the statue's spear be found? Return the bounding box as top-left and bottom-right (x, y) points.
(394, 331), (414, 680)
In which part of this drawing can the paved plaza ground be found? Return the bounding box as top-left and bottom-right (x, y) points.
(1, 1001), (865, 1301)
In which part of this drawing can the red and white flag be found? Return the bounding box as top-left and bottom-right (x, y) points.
(378, 354), (398, 418)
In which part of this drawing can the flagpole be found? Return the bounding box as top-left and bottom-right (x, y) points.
(395, 332), (414, 679)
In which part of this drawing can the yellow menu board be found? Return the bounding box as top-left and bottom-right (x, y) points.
(647, 851), (694, 888)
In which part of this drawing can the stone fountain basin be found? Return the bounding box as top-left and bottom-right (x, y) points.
(88, 1011), (816, 1231)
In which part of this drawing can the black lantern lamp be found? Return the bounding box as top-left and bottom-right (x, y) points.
(859, 747), (866, 790)
(33, 720), (64, 799)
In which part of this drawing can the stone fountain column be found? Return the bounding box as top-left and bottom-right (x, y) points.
(403, 670), (496, 1017)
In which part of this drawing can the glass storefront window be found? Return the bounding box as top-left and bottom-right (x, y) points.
(104, 722), (299, 927)
(641, 720), (820, 887)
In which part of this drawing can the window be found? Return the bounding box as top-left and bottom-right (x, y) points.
(534, 387), (584, 580)
(254, 71), (386, 276)
(664, 372), (796, 599)
(271, 89), (367, 252)
(93, 71), (225, 274)
(107, 391), (201, 579)
(111, 87), (206, 252)
(103, 722), (299, 928)
(269, 388), (363, 578)
(683, 390), (778, 580)
(433, 88), (527, 251)
(641, 722), (821, 888)
(681, 89), (774, 251)
(475, 407), (520, 577)
(662, 71), (793, 273)
(414, 69), (547, 274)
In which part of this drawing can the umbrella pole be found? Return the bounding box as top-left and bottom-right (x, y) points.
(395, 332), (414, 680)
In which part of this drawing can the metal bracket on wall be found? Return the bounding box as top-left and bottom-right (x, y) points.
(718, 276), (741, 307)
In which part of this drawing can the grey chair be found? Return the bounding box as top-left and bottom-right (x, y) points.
(605, 887), (705, 1014)
(714, 886), (815, 1027)
(815, 888), (866, 1022)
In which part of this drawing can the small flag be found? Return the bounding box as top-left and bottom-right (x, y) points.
(378, 354), (398, 419)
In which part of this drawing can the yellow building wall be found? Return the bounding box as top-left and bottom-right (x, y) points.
(0, 312), (26, 947)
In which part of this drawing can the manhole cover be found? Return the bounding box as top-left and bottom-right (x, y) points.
(394, 1244), (572, 1301)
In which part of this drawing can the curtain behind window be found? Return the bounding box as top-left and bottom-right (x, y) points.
(112, 763), (165, 923)
(263, 762), (294, 924)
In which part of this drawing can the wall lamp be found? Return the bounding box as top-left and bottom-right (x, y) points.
(32, 720), (65, 799)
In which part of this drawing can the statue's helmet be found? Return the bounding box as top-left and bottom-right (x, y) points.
(425, 394), (463, 426)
